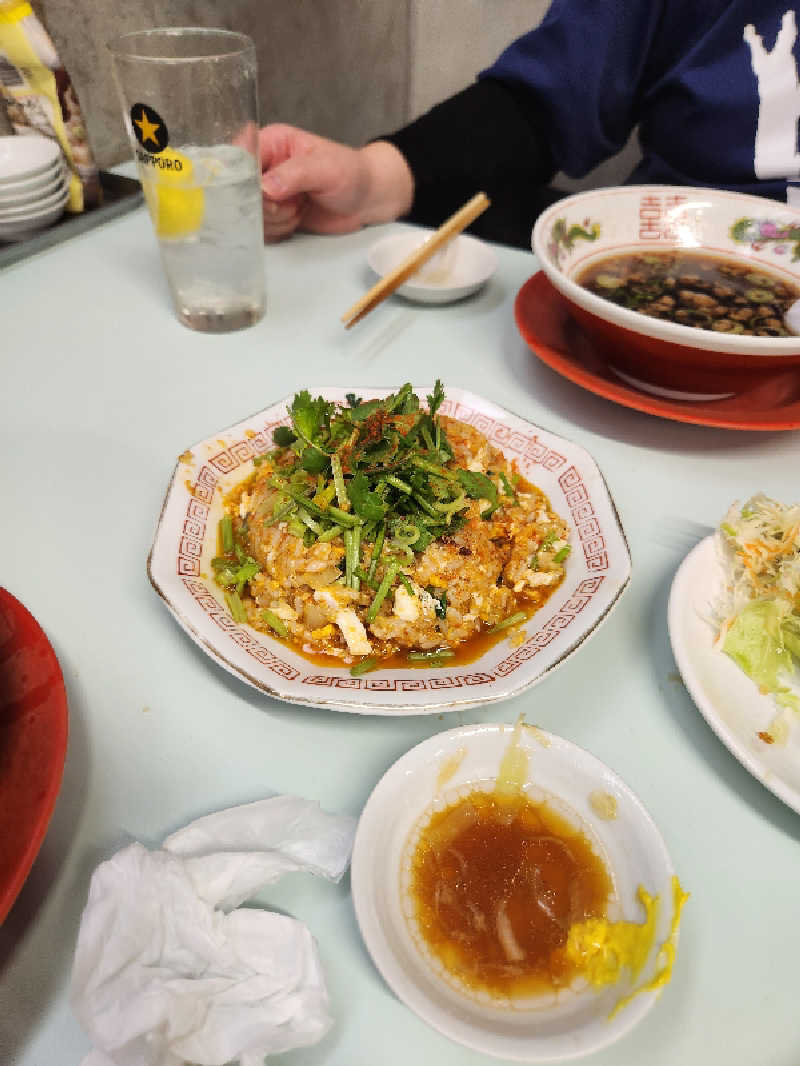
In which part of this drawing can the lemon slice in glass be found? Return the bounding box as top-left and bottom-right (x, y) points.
(143, 148), (205, 239)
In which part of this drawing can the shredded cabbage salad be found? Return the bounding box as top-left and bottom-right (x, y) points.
(715, 494), (800, 737)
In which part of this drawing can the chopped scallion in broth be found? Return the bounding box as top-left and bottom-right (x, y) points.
(577, 251), (800, 337)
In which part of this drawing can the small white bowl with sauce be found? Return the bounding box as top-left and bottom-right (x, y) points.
(367, 227), (497, 304)
(351, 721), (686, 1061)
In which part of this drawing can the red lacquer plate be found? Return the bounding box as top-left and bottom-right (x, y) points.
(0, 588), (68, 924)
(515, 272), (800, 431)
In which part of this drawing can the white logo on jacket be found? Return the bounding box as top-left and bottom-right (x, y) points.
(744, 10), (800, 178)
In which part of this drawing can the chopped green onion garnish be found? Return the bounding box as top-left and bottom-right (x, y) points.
(350, 657), (378, 676)
(353, 567), (379, 589)
(553, 545), (571, 563)
(224, 589), (247, 623)
(427, 587), (447, 618)
(331, 454), (348, 508)
(261, 609), (288, 638)
(386, 475), (412, 494)
(367, 560), (400, 622)
(220, 516), (234, 553)
(389, 544), (414, 564)
(412, 493), (438, 518)
(398, 572), (415, 596)
(368, 523), (385, 581)
(487, 611), (527, 634)
(263, 502), (295, 527)
(433, 492), (466, 516)
(287, 516), (306, 538)
(392, 521), (420, 547)
(412, 457), (457, 481)
(318, 525), (342, 542)
(281, 489), (327, 519)
(298, 509), (323, 535)
(327, 505), (361, 528)
(407, 648), (455, 660)
(499, 471), (517, 498)
(344, 526), (361, 590)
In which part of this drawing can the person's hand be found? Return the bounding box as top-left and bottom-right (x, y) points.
(259, 124), (414, 242)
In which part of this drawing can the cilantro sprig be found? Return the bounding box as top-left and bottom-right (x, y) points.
(257, 383), (510, 609)
(217, 384), (528, 644)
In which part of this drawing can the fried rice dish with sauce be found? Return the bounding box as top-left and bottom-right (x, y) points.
(212, 384), (570, 672)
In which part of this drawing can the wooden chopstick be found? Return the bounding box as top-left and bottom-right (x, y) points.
(341, 191), (490, 328)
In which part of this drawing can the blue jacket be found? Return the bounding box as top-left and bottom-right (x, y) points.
(486, 1), (800, 200)
(387, 2), (800, 245)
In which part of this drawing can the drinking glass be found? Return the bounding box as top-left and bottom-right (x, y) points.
(109, 28), (266, 332)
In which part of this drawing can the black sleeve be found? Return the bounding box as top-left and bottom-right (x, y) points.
(381, 77), (559, 249)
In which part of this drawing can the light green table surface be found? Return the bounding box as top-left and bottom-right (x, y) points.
(1, 200), (799, 1066)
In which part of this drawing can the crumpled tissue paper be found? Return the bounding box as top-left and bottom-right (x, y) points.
(70, 794), (357, 1066)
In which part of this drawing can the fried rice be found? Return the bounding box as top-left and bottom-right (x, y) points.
(220, 412), (569, 665)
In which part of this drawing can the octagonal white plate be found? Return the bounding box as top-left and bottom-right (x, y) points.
(147, 387), (631, 714)
(668, 535), (800, 815)
(351, 723), (679, 1060)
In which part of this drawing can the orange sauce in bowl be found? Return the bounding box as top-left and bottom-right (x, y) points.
(408, 789), (612, 998)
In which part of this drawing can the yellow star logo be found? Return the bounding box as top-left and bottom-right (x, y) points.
(134, 109), (161, 148)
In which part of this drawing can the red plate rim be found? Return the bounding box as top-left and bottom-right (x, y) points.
(0, 588), (68, 924)
(515, 271), (800, 431)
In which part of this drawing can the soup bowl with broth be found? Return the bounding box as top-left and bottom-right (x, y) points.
(531, 186), (800, 398)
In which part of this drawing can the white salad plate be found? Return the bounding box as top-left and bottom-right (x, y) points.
(668, 535), (800, 816)
(147, 386), (631, 714)
(367, 230), (498, 304)
(0, 134), (63, 183)
(351, 722), (679, 1061)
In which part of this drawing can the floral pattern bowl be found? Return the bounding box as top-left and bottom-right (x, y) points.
(531, 186), (800, 398)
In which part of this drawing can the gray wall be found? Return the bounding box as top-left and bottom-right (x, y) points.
(409, 0), (551, 117)
(2, 0), (412, 166)
(0, 1), (638, 188)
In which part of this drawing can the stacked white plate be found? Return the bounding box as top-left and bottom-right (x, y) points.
(0, 134), (69, 241)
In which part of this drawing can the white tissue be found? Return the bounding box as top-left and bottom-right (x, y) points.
(70, 795), (357, 1066)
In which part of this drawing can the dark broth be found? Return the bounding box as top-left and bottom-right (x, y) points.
(577, 251), (800, 336)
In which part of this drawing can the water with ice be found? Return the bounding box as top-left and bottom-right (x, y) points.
(155, 145), (265, 332)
